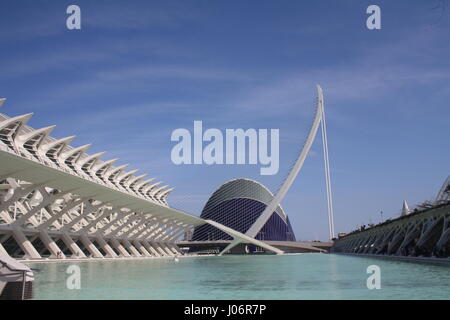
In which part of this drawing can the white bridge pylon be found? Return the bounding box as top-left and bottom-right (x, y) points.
(220, 84), (335, 255)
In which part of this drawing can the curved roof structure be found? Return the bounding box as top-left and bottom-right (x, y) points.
(202, 178), (287, 221)
(192, 178), (296, 242)
(0, 110), (172, 206)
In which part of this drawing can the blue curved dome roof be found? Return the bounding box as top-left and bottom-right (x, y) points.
(192, 178), (296, 241)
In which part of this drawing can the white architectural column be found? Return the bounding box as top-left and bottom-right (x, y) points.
(12, 227), (41, 259)
(39, 229), (65, 259)
(159, 226), (185, 255)
(121, 239), (141, 257)
(61, 203), (117, 258)
(149, 241), (169, 256)
(141, 240), (161, 257)
(132, 240), (151, 257)
(57, 208), (112, 258)
(166, 227), (187, 254)
(165, 243), (181, 255)
(95, 236), (118, 258)
(104, 215), (143, 257)
(109, 238), (131, 257)
(79, 233), (103, 258)
(61, 232), (86, 258)
(151, 221), (185, 256)
(158, 242), (175, 256)
(57, 204), (114, 258)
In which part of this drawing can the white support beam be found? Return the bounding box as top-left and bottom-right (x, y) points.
(61, 232), (86, 258)
(149, 241), (169, 256)
(132, 240), (152, 257)
(79, 233), (103, 258)
(141, 240), (161, 257)
(12, 227), (41, 259)
(121, 239), (141, 257)
(220, 85), (325, 255)
(109, 238), (131, 257)
(95, 236), (118, 258)
(39, 229), (65, 259)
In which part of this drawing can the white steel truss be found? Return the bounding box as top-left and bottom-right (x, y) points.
(0, 98), (281, 259)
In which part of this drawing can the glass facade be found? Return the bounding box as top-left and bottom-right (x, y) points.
(192, 179), (296, 241)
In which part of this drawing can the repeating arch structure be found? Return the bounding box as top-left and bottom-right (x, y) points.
(332, 203), (450, 258)
(333, 177), (450, 258)
(0, 99), (281, 259)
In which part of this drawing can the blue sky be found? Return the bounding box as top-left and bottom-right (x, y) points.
(1, 0), (449, 240)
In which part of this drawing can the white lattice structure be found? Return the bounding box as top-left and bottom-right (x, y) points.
(0, 99), (281, 259)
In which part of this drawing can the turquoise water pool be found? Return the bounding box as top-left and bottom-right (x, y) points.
(28, 254), (450, 300)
